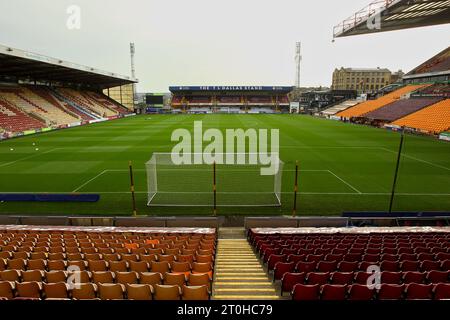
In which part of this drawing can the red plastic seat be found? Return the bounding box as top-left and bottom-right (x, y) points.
(295, 261), (316, 273)
(306, 254), (324, 263)
(380, 271), (402, 284)
(400, 260), (419, 272)
(292, 284), (320, 300)
(324, 254), (343, 262)
(330, 272), (354, 285)
(354, 272), (372, 285)
(417, 253), (435, 261)
(286, 254), (306, 264)
(405, 283), (433, 300)
(377, 284), (404, 300)
(435, 253), (450, 261)
(281, 273), (305, 294)
(306, 272), (329, 285)
(267, 254), (286, 271)
(273, 262), (295, 281)
(316, 261), (338, 272)
(441, 260), (450, 271)
(399, 254), (417, 261)
(433, 283), (450, 300)
(347, 284), (374, 300)
(426, 270), (449, 283)
(420, 260), (440, 272)
(362, 254), (379, 263)
(403, 271), (426, 284)
(380, 261), (399, 272)
(337, 261), (359, 272)
(321, 284), (346, 300)
(380, 254), (398, 262)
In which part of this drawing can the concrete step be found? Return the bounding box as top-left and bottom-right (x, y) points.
(212, 238), (280, 300)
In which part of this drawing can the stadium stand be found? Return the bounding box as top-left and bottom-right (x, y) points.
(217, 96), (241, 104)
(412, 83), (450, 98)
(336, 84), (429, 118)
(0, 44), (136, 139)
(0, 85), (131, 135)
(407, 47), (450, 76)
(364, 97), (443, 122)
(169, 86), (292, 113)
(0, 226), (215, 300)
(0, 96), (45, 133)
(319, 99), (359, 117)
(55, 88), (120, 118)
(391, 99), (450, 134)
(249, 227), (450, 300)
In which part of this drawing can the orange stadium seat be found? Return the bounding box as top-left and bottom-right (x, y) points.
(337, 84), (429, 118)
(181, 285), (210, 300)
(392, 99), (450, 134)
(126, 283), (153, 300)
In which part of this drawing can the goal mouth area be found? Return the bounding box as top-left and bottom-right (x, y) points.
(145, 153), (283, 208)
(147, 191), (281, 207)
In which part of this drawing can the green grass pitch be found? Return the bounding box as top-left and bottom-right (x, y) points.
(0, 114), (449, 216)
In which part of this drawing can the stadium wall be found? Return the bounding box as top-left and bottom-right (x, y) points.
(0, 215), (448, 229)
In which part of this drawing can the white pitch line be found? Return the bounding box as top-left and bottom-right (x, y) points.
(0, 148), (59, 168)
(72, 170), (108, 192)
(281, 146), (383, 149)
(327, 170), (362, 194)
(1, 191), (449, 196)
(106, 169), (327, 172)
(380, 147), (450, 171)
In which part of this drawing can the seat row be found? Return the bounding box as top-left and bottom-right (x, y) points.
(0, 270), (212, 288)
(0, 247), (215, 260)
(258, 244), (449, 257)
(251, 232), (450, 243)
(280, 271), (450, 293)
(0, 281), (210, 300)
(0, 231), (215, 240)
(0, 239), (216, 250)
(0, 259), (213, 274)
(256, 238), (449, 246)
(264, 252), (450, 266)
(0, 250), (214, 263)
(0, 233), (216, 243)
(271, 259), (450, 278)
(291, 282), (450, 300)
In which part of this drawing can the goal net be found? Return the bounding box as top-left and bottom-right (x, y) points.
(146, 153), (283, 207)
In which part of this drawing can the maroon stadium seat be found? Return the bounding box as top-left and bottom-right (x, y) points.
(281, 273), (305, 294)
(321, 284), (347, 300)
(292, 284), (320, 300)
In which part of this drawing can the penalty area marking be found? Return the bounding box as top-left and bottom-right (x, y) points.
(327, 170), (362, 194)
(72, 170), (108, 192)
(71, 168), (361, 194)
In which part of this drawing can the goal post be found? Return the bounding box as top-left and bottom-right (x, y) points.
(145, 153), (284, 207)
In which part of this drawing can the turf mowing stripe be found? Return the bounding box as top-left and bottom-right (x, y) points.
(0, 148), (59, 168)
(1, 191), (449, 196)
(380, 147), (450, 171)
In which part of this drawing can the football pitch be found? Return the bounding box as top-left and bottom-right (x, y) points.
(0, 114), (449, 216)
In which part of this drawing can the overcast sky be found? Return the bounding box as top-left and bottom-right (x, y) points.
(0, 0), (449, 92)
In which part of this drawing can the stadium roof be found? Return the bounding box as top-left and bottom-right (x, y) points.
(333, 0), (450, 38)
(0, 44), (138, 89)
(169, 86), (294, 93)
(403, 45), (450, 80)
